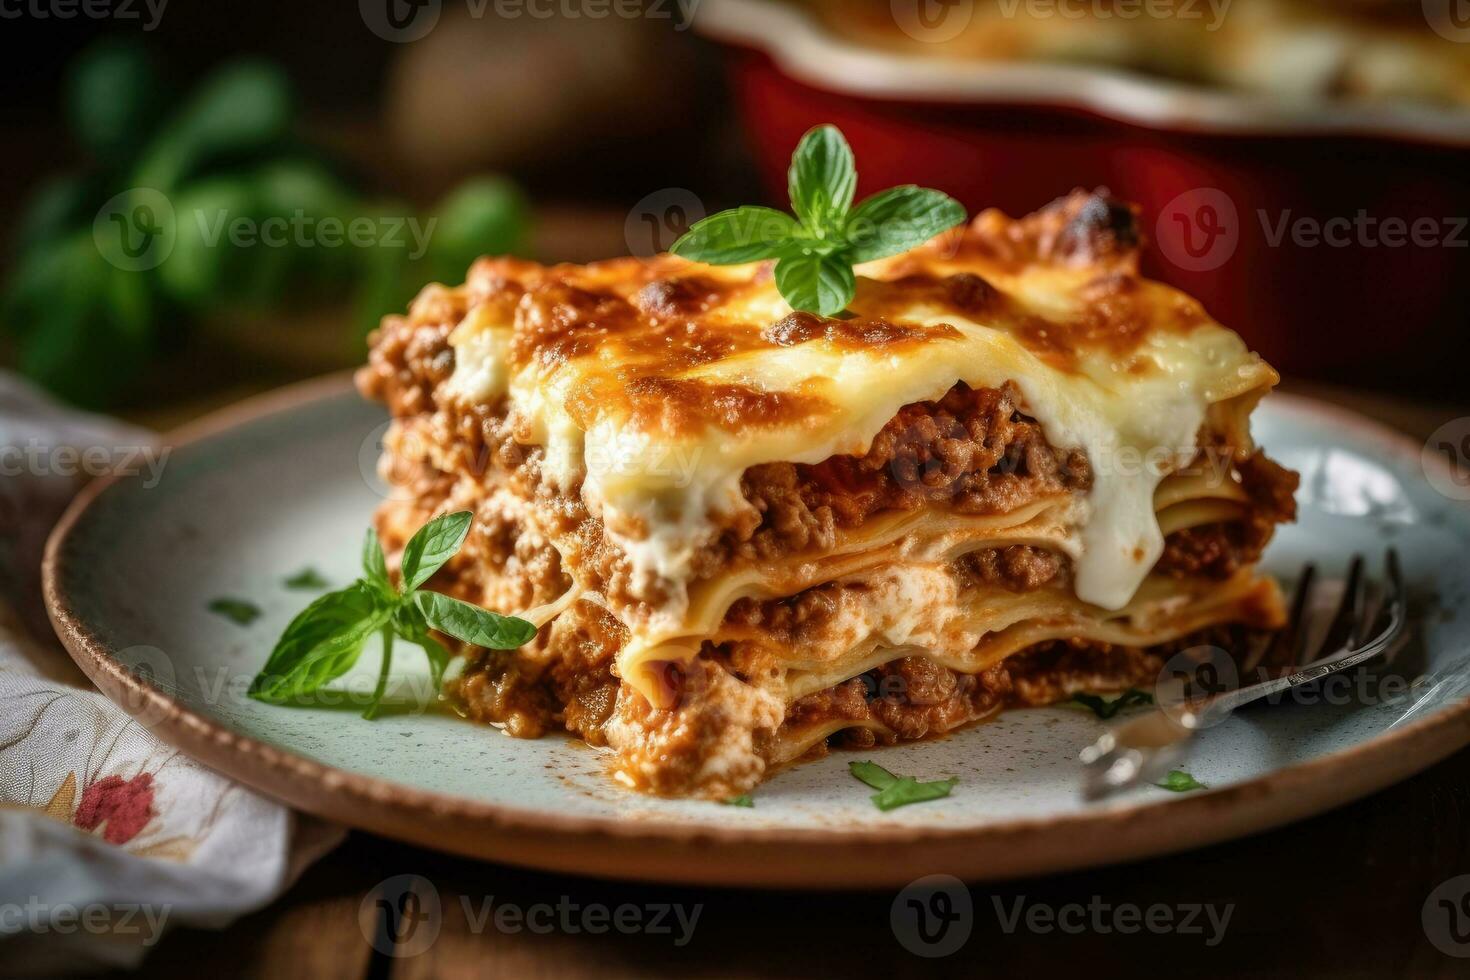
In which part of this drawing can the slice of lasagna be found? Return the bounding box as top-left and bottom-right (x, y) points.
(356, 190), (1297, 798)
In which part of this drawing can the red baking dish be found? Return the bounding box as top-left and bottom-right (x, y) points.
(696, 0), (1470, 391)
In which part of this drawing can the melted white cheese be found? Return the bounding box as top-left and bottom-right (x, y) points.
(444, 285), (1274, 619)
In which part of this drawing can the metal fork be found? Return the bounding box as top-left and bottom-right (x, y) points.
(1079, 550), (1407, 800)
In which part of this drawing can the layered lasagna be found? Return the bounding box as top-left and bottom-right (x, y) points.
(356, 190), (1297, 798)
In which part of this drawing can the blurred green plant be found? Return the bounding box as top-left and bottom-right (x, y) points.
(2, 40), (530, 409)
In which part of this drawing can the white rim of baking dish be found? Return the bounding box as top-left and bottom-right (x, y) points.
(695, 0), (1470, 145)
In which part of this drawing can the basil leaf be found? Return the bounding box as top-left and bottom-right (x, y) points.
(1072, 688), (1153, 720)
(427, 176), (530, 285)
(134, 60), (292, 189)
(723, 795), (754, 808)
(787, 124), (856, 233)
(851, 761), (957, 810)
(671, 206), (799, 265)
(65, 39), (163, 162)
(14, 175), (98, 255)
(774, 252), (855, 317)
(283, 568), (328, 591)
(6, 234), (151, 409)
(208, 597), (261, 626)
(399, 511), (472, 592)
(393, 602), (453, 689)
(845, 186), (967, 264)
(362, 526), (394, 599)
(248, 582), (394, 703)
(415, 591), (536, 650)
(871, 776), (958, 812)
(849, 760), (899, 791)
(1157, 770), (1208, 793)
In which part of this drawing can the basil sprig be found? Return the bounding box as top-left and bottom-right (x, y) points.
(248, 512), (536, 719)
(671, 125), (966, 316)
(849, 760), (958, 812)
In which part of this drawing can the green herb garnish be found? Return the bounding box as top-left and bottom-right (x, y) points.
(283, 567), (329, 591)
(671, 125), (966, 316)
(1072, 688), (1154, 719)
(208, 597), (261, 626)
(2, 41), (531, 410)
(724, 795), (754, 808)
(849, 760), (958, 812)
(248, 513), (536, 719)
(1157, 770), (1208, 793)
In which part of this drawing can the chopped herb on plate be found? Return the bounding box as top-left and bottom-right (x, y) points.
(208, 597), (261, 626)
(1072, 688), (1154, 719)
(1157, 770), (1208, 792)
(723, 795), (754, 808)
(849, 760), (958, 812)
(283, 567), (329, 590)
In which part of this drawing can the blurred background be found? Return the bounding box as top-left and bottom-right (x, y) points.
(3, 0), (1468, 426)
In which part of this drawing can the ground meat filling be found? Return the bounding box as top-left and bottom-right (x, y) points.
(1157, 452), (1299, 579)
(712, 382), (1091, 567)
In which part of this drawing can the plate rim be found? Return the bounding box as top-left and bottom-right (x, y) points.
(41, 374), (1470, 888)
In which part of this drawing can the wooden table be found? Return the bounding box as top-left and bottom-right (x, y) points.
(89, 382), (1470, 979)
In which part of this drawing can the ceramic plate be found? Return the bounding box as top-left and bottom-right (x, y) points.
(43, 376), (1470, 887)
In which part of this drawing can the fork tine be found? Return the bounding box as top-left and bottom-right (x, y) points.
(1313, 554), (1366, 663)
(1261, 563), (1315, 670)
(1386, 548), (1403, 605)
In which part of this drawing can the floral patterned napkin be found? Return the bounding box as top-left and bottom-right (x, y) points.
(0, 373), (343, 974)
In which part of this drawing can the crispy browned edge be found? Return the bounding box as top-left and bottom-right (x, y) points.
(38, 373), (1470, 886)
